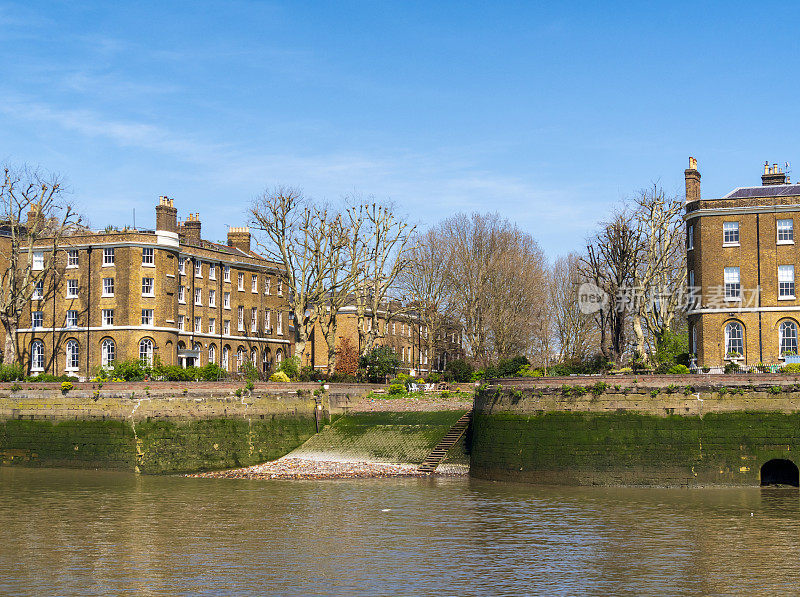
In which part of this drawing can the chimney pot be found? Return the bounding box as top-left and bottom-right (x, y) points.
(155, 195), (178, 233)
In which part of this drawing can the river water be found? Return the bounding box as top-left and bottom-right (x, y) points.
(2, 468), (800, 596)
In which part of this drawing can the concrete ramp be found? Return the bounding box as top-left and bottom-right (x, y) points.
(286, 411), (468, 466)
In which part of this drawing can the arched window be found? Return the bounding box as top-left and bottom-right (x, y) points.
(101, 338), (115, 367)
(208, 344), (216, 364)
(251, 348), (257, 366)
(263, 349), (270, 373)
(222, 345), (230, 370)
(31, 340), (44, 372)
(237, 346), (245, 371)
(276, 349), (283, 366)
(725, 322), (744, 357)
(780, 320), (798, 356)
(139, 338), (154, 365)
(691, 325), (697, 355)
(66, 339), (79, 371)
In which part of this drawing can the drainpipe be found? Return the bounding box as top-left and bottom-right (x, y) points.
(757, 213), (763, 363)
(86, 246), (92, 374)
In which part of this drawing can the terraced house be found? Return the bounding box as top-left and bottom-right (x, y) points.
(685, 158), (800, 367)
(305, 303), (464, 376)
(11, 196), (293, 379)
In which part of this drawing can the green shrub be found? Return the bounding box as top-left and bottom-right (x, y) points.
(783, 363), (800, 375)
(668, 364), (690, 374)
(10, 383), (21, 393)
(60, 381), (73, 393)
(245, 379), (254, 392)
(497, 356), (530, 377)
(387, 383), (406, 396)
(425, 372), (441, 383)
(269, 371), (291, 383)
(0, 363), (25, 382)
(27, 373), (78, 383)
(666, 384), (677, 394)
(359, 346), (400, 383)
(446, 359), (474, 382)
(109, 359), (151, 381)
(277, 355), (301, 380)
(589, 381), (607, 397)
(650, 388), (660, 397)
(769, 385), (782, 395)
(724, 362), (740, 374)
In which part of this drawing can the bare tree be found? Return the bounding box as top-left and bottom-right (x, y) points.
(582, 212), (639, 366)
(0, 165), (81, 364)
(398, 226), (453, 371)
(249, 187), (350, 360)
(550, 253), (594, 362)
(442, 212), (548, 365)
(630, 184), (687, 358)
(350, 201), (416, 355)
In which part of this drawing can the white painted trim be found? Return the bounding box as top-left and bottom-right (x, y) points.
(685, 203), (800, 221)
(15, 325), (291, 344)
(689, 306), (800, 314)
(722, 242), (740, 248)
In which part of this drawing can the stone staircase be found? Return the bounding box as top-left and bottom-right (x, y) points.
(417, 411), (472, 474)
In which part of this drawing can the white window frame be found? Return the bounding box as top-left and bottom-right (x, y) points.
(66, 340), (79, 371)
(724, 267), (740, 301)
(33, 251), (44, 271)
(101, 338), (115, 367)
(778, 219), (795, 245)
(265, 309), (271, 332)
(102, 247), (115, 266)
(65, 310), (78, 328)
(725, 321), (744, 359)
(209, 289), (216, 307)
(224, 292), (230, 309)
(224, 320), (230, 335)
(238, 272), (244, 291)
(141, 309), (154, 326)
(32, 311), (43, 329)
(238, 305), (244, 331)
(252, 275), (258, 293)
(208, 344), (216, 364)
(142, 247), (155, 266)
(780, 320), (799, 357)
(779, 265), (796, 299)
(195, 288), (202, 306)
(32, 280), (43, 300)
(222, 346), (229, 370)
(277, 311), (283, 335)
(209, 264), (216, 280)
(195, 260), (202, 278)
(102, 277), (114, 297)
(194, 316), (202, 333)
(142, 277), (155, 297)
(277, 279), (283, 296)
(251, 307), (257, 332)
(101, 309), (114, 327)
(67, 249), (79, 268)
(66, 279), (78, 298)
(178, 314), (186, 331)
(178, 286), (186, 304)
(723, 221), (740, 246)
(209, 318), (216, 334)
(687, 224), (694, 251)
(31, 340), (44, 371)
(179, 257), (186, 275)
(265, 277), (271, 295)
(224, 265), (230, 282)
(139, 338), (154, 366)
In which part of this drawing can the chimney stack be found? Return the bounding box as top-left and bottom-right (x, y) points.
(155, 196), (177, 233)
(26, 203), (45, 231)
(227, 226), (251, 253)
(685, 156), (701, 203)
(762, 161), (788, 186)
(183, 213), (202, 244)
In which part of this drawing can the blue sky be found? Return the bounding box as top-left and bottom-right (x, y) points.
(2, 1), (800, 258)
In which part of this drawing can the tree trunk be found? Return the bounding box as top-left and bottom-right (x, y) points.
(3, 327), (15, 365)
(325, 334), (337, 376)
(632, 312), (646, 362)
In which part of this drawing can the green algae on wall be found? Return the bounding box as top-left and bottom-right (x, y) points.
(0, 414), (318, 474)
(470, 410), (800, 486)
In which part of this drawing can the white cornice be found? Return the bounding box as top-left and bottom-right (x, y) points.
(684, 203), (800, 221)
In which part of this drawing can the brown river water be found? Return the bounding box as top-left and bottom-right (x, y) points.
(2, 467), (800, 596)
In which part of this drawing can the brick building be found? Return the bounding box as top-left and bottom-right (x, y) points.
(12, 196), (293, 379)
(304, 304), (464, 376)
(686, 158), (800, 367)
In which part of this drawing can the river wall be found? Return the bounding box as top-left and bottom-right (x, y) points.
(471, 375), (800, 486)
(0, 382), (372, 474)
